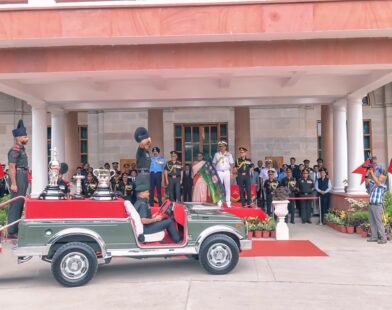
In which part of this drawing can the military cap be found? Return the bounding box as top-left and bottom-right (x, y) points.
(152, 146), (160, 153)
(134, 127), (150, 143)
(238, 146), (248, 152)
(170, 150), (178, 156)
(218, 140), (228, 146)
(265, 159), (272, 163)
(303, 159), (310, 164)
(135, 175), (150, 192)
(12, 119), (27, 137)
(112, 161), (119, 165)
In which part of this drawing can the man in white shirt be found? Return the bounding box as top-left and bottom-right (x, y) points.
(213, 141), (234, 208)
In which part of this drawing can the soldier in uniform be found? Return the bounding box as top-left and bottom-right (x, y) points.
(264, 170), (279, 216)
(280, 167), (298, 223)
(164, 151), (182, 202)
(235, 147), (253, 208)
(134, 127), (151, 175)
(112, 161), (120, 175)
(134, 175), (181, 243)
(298, 169), (314, 224)
(149, 146), (165, 207)
(212, 141), (234, 208)
(7, 120), (29, 238)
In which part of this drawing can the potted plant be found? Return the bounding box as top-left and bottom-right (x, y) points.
(345, 213), (355, 234)
(266, 218), (276, 238)
(272, 186), (290, 240)
(261, 220), (270, 238)
(245, 217), (259, 239)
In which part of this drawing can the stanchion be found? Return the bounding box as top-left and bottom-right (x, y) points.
(319, 196), (322, 225)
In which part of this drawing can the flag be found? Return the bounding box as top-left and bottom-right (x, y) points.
(388, 158), (392, 174)
(198, 161), (224, 203)
(0, 163), (4, 179)
(352, 159), (371, 184)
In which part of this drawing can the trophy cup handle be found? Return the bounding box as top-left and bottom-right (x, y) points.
(109, 169), (116, 179)
(93, 169), (100, 177)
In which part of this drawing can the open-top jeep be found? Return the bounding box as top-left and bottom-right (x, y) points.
(10, 198), (251, 287)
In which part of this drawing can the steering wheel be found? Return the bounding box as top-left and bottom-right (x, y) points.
(158, 200), (174, 219)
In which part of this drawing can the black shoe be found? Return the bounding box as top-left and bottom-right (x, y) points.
(378, 239), (387, 244)
(367, 239), (378, 242)
(302, 222), (306, 224)
(306, 220), (312, 224)
(290, 220), (295, 224)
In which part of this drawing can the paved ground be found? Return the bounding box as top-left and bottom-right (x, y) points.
(1, 217), (391, 310)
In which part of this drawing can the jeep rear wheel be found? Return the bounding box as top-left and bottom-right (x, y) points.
(51, 242), (98, 287)
(199, 234), (239, 275)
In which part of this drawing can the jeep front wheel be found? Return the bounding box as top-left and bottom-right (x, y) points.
(51, 242), (98, 287)
(199, 234), (239, 275)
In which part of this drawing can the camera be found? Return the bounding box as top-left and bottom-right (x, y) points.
(362, 156), (374, 170)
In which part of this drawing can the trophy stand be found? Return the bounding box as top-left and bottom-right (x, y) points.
(39, 148), (66, 200)
(91, 169), (117, 200)
(72, 174), (85, 200)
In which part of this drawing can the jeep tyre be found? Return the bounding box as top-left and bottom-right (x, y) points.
(199, 234), (239, 275)
(51, 242), (98, 287)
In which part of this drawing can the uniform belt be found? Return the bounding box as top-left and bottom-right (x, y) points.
(16, 167), (28, 171)
(150, 171), (162, 174)
(169, 175), (181, 178)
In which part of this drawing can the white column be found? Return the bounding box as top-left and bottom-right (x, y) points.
(347, 96), (366, 194)
(50, 108), (66, 162)
(332, 99), (348, 192)
(31, 104), (48, 197)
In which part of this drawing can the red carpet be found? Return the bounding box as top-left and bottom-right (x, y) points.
(241, 240), (328, 257)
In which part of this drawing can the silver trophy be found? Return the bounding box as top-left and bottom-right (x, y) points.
(39, 147), (66, 200)
(72, 174), (85, 199)
(91, 168), (116, 200)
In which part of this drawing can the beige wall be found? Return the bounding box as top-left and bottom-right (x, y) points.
(250, 105), (321, 165)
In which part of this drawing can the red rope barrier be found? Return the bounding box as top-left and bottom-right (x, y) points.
(0, 196), (25, 209)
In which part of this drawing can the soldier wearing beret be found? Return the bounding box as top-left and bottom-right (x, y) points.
(7, 120), (29, 238)
(134, 175), (180, 243)
(235, 147), (253, 208)
(134, 127), (151, 175)
(149, 146), (165, 206)
(164, 151), (182, 202)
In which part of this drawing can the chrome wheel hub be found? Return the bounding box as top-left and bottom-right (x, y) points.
(60, 252), (89, 280)
(207, 243), (232, 269)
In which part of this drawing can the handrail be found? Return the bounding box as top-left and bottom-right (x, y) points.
(0, 196), (25, 209)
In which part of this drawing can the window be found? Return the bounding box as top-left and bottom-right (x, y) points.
(79, 126), (88, 164)
(317, 121), (322, 159)
(174, 123), (228, 164)
(363, 120), (372, 160)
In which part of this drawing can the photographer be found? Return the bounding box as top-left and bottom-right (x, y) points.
(365, 168), (388, 244)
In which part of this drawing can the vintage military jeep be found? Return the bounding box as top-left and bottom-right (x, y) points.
(12, 198), (251, 287)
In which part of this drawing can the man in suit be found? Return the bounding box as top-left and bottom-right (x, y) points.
(182, 164), (193, 202)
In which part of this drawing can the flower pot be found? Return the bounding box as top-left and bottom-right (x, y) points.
(247, 231), (253, 239)
(361, 230), (368, 238)
(254, 230), (262, 238)
(270, 230), (276, 238)
(262, 230), (270, 238)
(356, 227), (363, 235)
(338, 225), (346, 233)
(346, 226), (354, 234)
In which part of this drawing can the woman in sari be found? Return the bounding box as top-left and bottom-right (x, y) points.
(192, 152), (208, 202)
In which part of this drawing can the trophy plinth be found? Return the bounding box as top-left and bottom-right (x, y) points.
(39, 147), (66, 200)
(72, 174), (85, 200)
(91, 169), (117, 201)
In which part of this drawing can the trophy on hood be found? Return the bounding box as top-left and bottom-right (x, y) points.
(39, 148), (68, 200)
(91, 168), (117, 200)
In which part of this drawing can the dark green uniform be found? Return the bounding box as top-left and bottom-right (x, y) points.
(298, 177), (314, 223)
(7, 143), (29, 235)
(235, 157), (253, 207)
(136, 147), (151, 173)
(165, 160), (182, 202)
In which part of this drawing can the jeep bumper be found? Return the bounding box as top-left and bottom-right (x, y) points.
(240, 239), (252, 251)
